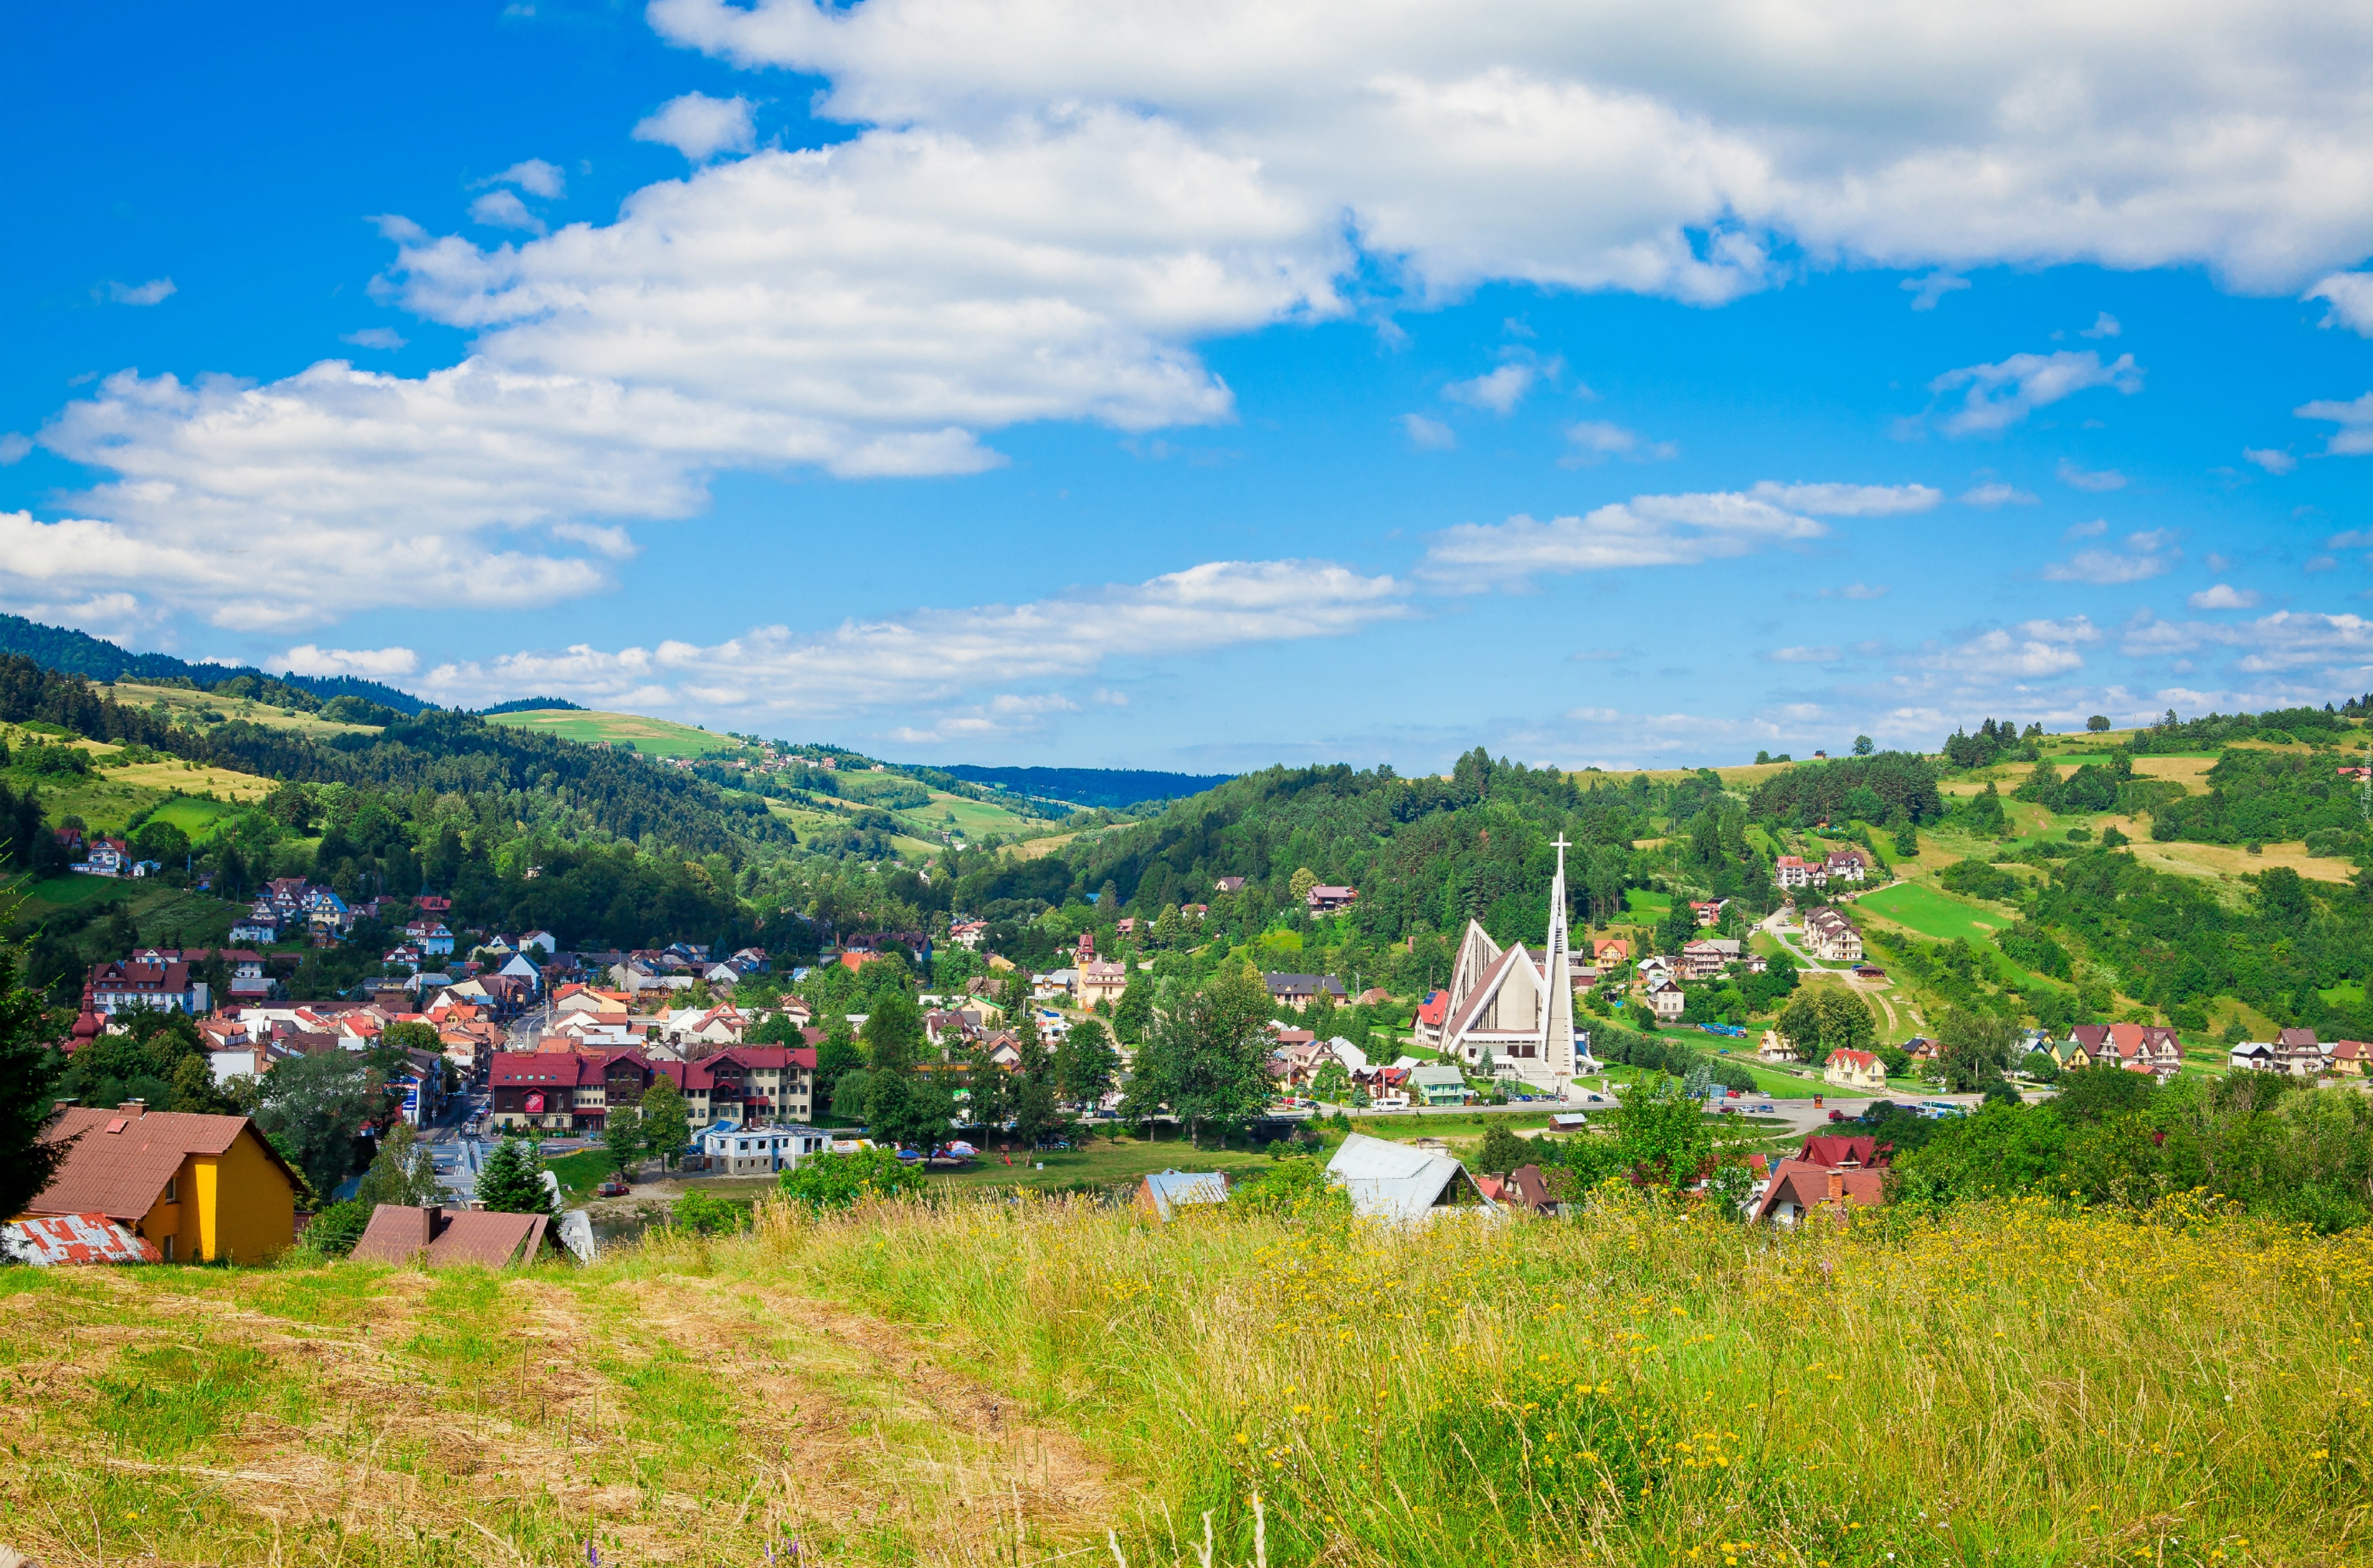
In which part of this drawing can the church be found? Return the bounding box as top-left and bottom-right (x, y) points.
(1428, 837), (1601, 1092)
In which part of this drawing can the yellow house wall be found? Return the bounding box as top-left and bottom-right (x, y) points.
(193, 1127), (298, 1263)
(136, 1160), (191, 1262)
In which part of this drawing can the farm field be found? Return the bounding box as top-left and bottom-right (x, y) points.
(98, 679), (383, 739)
(483, 707), (745, 759)
(2118, 835), (2352, 885)
(890, 787), (1054, 842)
(0, 872), (239, 943)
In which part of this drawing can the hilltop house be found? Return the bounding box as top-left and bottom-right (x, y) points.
(26, 1104), (301, 1263)
(1305, 884), (1359, 914)
(1802, 909), (1864, 964)
(87, 959), (210, 1017)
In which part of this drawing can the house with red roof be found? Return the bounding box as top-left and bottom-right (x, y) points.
(1822, 1048), (1886, 1092)
(1750, 1159), (1888, 1225)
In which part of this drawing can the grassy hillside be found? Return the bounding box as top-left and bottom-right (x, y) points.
(3, 1194), (2363, 1568)
(482, 706), (745, 759)
(99, 679), (386, 740)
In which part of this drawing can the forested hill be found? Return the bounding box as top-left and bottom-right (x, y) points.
(0, 613), (430, 714)
(936, 764), (1233, 808)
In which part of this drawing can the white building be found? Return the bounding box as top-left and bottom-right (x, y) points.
(699, 1122), (832, 1176)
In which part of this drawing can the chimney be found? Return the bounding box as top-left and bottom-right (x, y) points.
(118, 1098), (147, 1117)
(1826, 1169), (1845, 1205)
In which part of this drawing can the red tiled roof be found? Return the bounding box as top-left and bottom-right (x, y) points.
(1796, 1134), (1890, 1169)
(1751, 1158), (1888, 1222)
(349, 1204), (548, 1268)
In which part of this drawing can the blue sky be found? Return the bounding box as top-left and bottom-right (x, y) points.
(6, 0), (2373, 771)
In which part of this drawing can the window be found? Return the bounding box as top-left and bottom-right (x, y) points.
(164, 1176), (178, 1202)
(162, 1235), (175, 1261)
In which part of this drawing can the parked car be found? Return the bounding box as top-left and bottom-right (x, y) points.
(1827, 1109), (1847, 1122)
(595, 1177), (629, 1198)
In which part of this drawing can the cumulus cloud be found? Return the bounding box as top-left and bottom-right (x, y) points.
(1928, 350), (2143, 436)
(419, 556), (1408, 716)
(1901, 272), (1968, 310)
(1399, 412), (1456, 450)
(1746, 480), (1940, 516)
(1418, 489), (1825, 591)
(104, 278), (176, 307)
(1441, 363), (1536, 413)
(2298, 392), (2373, 455)
(480, 158), (566, 199)
(279, 644), (422, 678)
(1905, 616), (2098, 678)
(2243, 447), (2297, 474)
(632, 92), (758, 162)
(2056, 457), (2128, 491)
(341, 327), (407, 351)
(1959, 482), (2037, 506)
(2188, 583), (2260, 610)
(1562, 420), (1677, 464)
(2039, 529), (2177, 584)
(2080, 312), (2122, 338)
(0, 434), (29, 466)
(2307, 272), (2373, 335)
(467, 190), (546, 233)
(651, 0), (2373, 296)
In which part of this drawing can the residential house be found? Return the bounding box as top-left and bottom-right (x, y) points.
(1264, 971), (1349, 1011)
(1306, 884), (1359, 914)
(2274, 1027), (2327, 1077)
(87, 958), (210, 1017)
(1749, 1159), (1887, 1225)
(1214, 876), (1247, 894)
(1794, 1134), (1892, 1169)
(1823, 848), (1870, 884)
(74, 837), (132, 876)
(1758, 1029), (1801, 1064)
(1590, 938), (1630, 968)
(1802, 909), (1864, 964)
(2092, 1022), (2185, 1079)
(24, 1104), (301, 1263)
(1413, 989), (1451, 1044)
(1774, 855), (1818, 889)
(350, 1205), (549, 1268)
(1679, 938), (1743, 979)
(1646, 978), (1686, 1022)
(519, 930), (559, 956)
(950, 919), (988, 949)
(2228, 1040), (2278, 1072)
(404, 921), (456, 957)
(1079, 959), (1130, 1008)
(2328, 1040), (2372, 1077)
(1136, 1168), (1229, 1221)
(1407, 1064), (1471, 1106)
(1689, 899), (1729, 927)
(1636, 953), (1676, 983)
(1823, 1049), (1887, 1092)
(229, 910), (283, 945)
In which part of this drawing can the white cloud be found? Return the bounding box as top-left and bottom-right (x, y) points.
(2039, 530), (2177, 584)
(2188, 583), (2260, 610)
(1958, 482), (2037, 506)
(1746, 479), (1941, 516)
(2055, 457), (2127, 491)
(418, 556), (1408, 716)
(1562, 420), (1677, 464)
(1399, 412), (1456, 450)
(279, 644), (423, 679)
(105, 278), (176, 307)
(1769, 644), (1841, 663)
(2080, 312), (2121, 338)
(1816, 582), (1888, 600)
(467, 190), (546, 234)
(2298, 392), (2373, 456)
(2243, 447), (2296, 474)
(632, 92), (758, 162)
(1929, 350), (2143, 435)
(2306, 272), (2373, 335)
(1901, 272), (1969, 311)
(341, 327), (408, 351)
(652, 0), (2373, 297)
(1418, 489), (1824, 591)
(0, 434), (29, 465)
(2064, 518), (2108, 538)
(482, 159), (566, 199)
(1906, 617), (2097, 678)
(1442, 363), (1535, 413)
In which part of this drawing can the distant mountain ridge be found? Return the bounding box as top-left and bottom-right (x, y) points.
(0, 613), (431, 714)
(938, 764), (1235, 808)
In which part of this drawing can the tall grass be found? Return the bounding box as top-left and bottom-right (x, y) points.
(760, 1189), (2373, 1567)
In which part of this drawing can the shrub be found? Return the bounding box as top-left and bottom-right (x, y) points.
(776, 1146), (927, 1210)
(672, 1190), (751, 1236)
(301, 1200), (372, 1257)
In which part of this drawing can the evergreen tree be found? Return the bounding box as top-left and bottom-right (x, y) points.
(1474, 1118), (1529, 1174)
(1010, 1016), (1065, 1148)
(0, 942), (67, 1219)
(475, 1136), (553, 1214)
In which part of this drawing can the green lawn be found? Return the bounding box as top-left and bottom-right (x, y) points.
(924, 1130), (1278, 1192)
(484, 707), (747, 759)
(1855, 881), (2014, 946)
(2320, 981), (2366, 1007)
(892, 789), (1051, 842)
(147, 795), (248, 842)
(1623, 887), (1673, 915)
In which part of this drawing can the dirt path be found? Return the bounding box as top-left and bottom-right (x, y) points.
(1, 1259), (1126, 1567)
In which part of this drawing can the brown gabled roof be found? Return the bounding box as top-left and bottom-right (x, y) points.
(31, 1108), (300, 1223)
(349, 1204), (549, 1268)
(1750, 1158), (1888, 1223)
